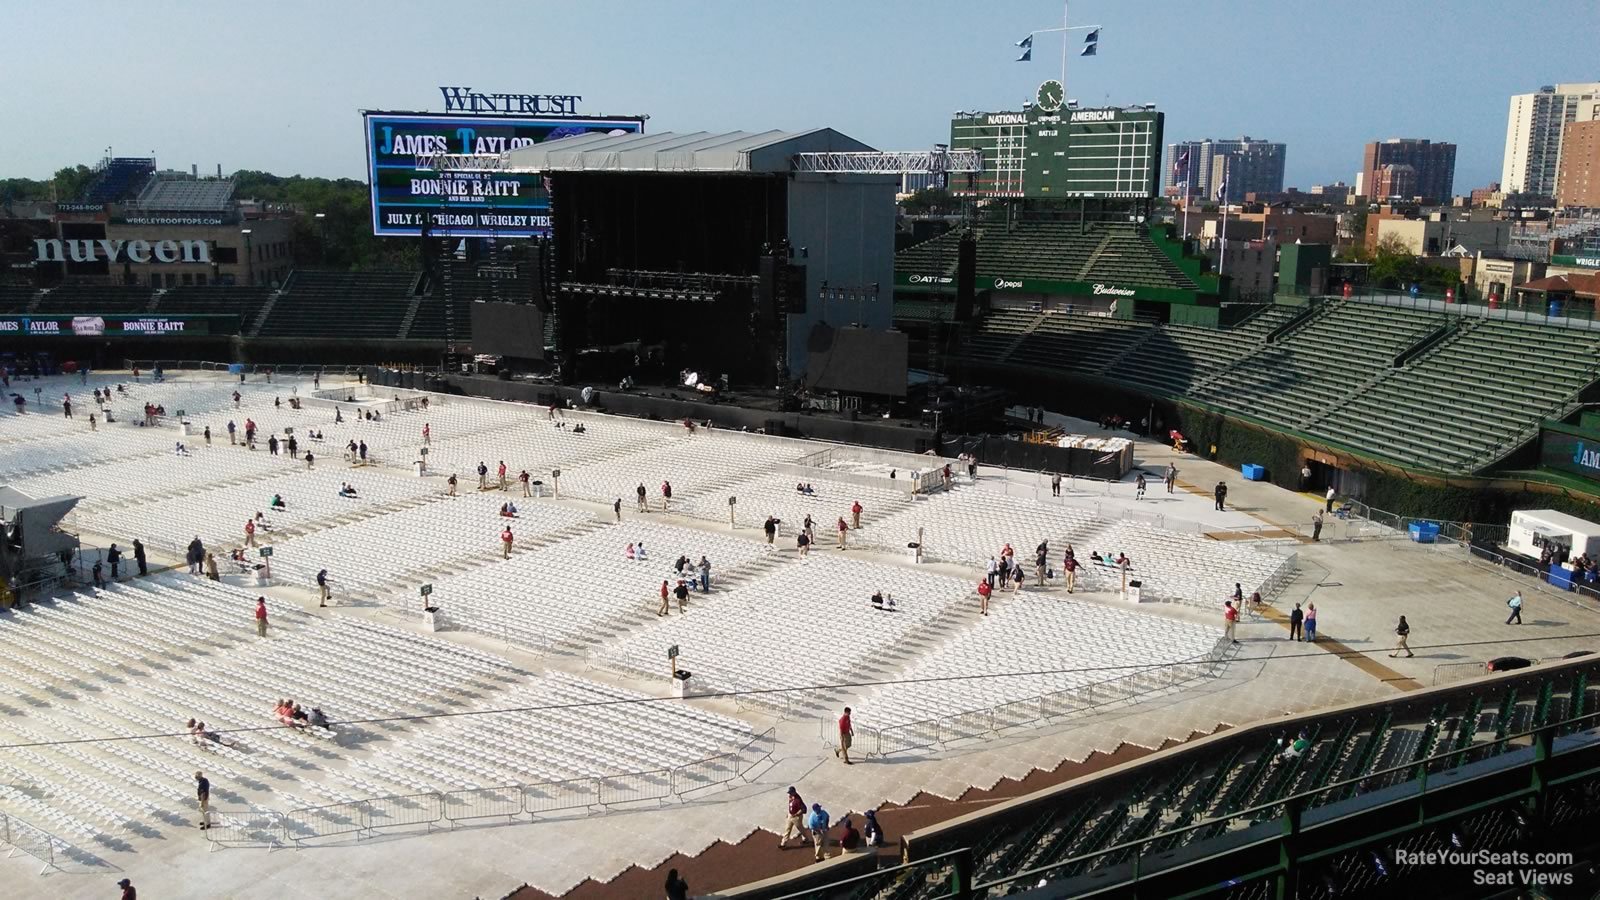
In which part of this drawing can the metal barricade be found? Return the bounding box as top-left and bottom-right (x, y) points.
(0, 812), (61, 874)
(206, 809), (288, 851)
(286, 801), (367, 841)
(670, 752), (740, 796)
(442, 786), (523, 824)
(598, 770), (673, 806)
(876, 718), (940, 755)
(736, 728), (777, 777)
(363, 792), (445, 833)
(522, 777), (600, 816)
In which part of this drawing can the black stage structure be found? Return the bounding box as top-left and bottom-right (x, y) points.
(487, 129), (902, 394)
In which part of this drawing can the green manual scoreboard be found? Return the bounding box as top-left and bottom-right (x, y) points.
(951, 83), (1163, 200)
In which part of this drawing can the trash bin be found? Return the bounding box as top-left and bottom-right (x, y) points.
(255, 568), (271, 586)
(1408, 521), (1439, 543)
(907, 541), (921, 563)
(1240, 464), (1265, 481)
(530, 480), (546, 498)
(671, 669), (692, 698)
(179, 422), (192, 437)
(413, 460), (425, 478)
(422, 607), (440, 631)
(1127, 578), (1144, 603)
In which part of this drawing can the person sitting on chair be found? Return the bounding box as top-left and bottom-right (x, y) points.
(307, 707), (329, 730)
(270, 494), (286, 510)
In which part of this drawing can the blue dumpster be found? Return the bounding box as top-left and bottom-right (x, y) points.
(228, 363), (245, 375)
(1408, 521), (1440, 543)
(1240, 464), (1265, 481)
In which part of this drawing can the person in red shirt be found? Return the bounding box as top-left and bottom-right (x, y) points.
(850, 500), (863, 530)
(836, 517), (849, 550)
(977, 578), (993, 615)
(254, 597), (268, 638)
(1063, 554), (1079, 593)
(500, 526), (514, 559)
(118, 878), (137, 900)
(1224, 600), (1239, 644)
(497, 460), (507, 490)
(658, 580), (670, 616)
(834, 707), (854, 764)
(781, 786), (807, 848)
(422, 423), (431, 444)
(244, 518), (257, 547)
(661, 480), (673, 511)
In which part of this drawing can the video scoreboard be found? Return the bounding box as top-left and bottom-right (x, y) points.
(950, 105), (1163, 200)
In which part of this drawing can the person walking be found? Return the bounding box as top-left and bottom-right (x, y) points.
(63, 394), (72, 418)
(1506, 591), (1524, 625)
(836, 517), (848, 550)
(672, 579), (689, 614)
(698, 556), (711, 593)
(268, 435), (279, 456)
(194, 771), (211, 830)
(254, 597), (268, 638)
(764, 516), (777, 544)
(1304, 603), (1318, 643)
(781, 786), (807, 848)
(1311, 511), (1324, 542)
(106, 543), (122, 580)
(664, 869), (689, 900)
(657, 579), (670, 616)
(117, 877), (137, 900)
(1288, 602), (1304, 641)
(422, 423), (430, 444)
(1325, 485), (1336, 513)
(132, 538), (147, 577)
(834, 706), (854, 764)
(447, 474), (457, 496)
(637, 483), (648, 512)
(1390, 615), (1413, 657)
(497, 460), (507, 491)
(519, 469), (530, 497)
(227, 420), (236, 445)
(1214, 481), (1228, 512)
(1051, 472), (1062, 497)
(1166, 462), (1177, 493)
(808, 803), (832, 861)
(851, 500), (863, 530)
(244, 517), (257, 548)
(203, 425), (211, 445)
(304, 450), (315, 469)
(500, 526), (514, 559)
(187, 536), (204, 575)
(1034, 548), (1047, 587)
(477, 461), (488, 490)
(661, 480), (673, 512)
(1135, 473), (1147, 500)
(977, 577), (992, 616)
(1063, 553), (1078, 593)
(1224, 600), (1239, 644)
(316, 568), (330, 607)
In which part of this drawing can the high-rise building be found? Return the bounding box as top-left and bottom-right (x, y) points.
(1557, 119), (1600, 207)
(1166, 137), (1286, 203)
(1502, 83), (1600, 197)
(1359, 138), (1457, 202)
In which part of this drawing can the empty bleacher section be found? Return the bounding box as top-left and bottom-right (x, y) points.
(897, 221), (1199, 292)
(253, 270), (422, 339)
(154, 285), (271, 330)
(0, 283), (39, 313)
(1304, 317), (1600, 471)
(78, 158), (155, 203)
(31, 284), (155, 314)
(134, 175), (235, 211)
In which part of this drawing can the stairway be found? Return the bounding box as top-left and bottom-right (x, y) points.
(396, 295), (423, 339)
(25, 289), (47, 313)
(246, 290), (282, 337)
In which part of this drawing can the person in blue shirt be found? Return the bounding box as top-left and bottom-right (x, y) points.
(807, 803), (831, 860)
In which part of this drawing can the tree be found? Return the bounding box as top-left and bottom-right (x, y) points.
(51, 165), (95, 201)
(1369, 233), (1415, 287)
(900, 187), (959, 216)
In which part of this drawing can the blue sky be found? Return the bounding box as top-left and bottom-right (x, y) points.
(3, 0), (1596, 191)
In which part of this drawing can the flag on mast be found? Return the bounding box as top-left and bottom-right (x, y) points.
(1015, 34), (1033, 62)
(1081, 28), (1100, 56)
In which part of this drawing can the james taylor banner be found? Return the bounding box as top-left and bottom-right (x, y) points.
(364, 113), (643, 238)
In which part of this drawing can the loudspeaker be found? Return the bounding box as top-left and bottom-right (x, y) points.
(782, 264), (807, 314)
(954, 233), (976, 321)
(757, 255), (780, 321)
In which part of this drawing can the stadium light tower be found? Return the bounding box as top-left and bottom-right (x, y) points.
(240, 228), (254, 286)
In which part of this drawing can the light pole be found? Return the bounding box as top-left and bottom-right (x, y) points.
(314, 213), (327, 265)
(240, 228), (254, 286)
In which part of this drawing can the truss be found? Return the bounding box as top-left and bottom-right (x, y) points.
(791, 149), (983, 175)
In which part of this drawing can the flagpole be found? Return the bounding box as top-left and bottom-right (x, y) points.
(1060, 0), (1069, 92)
(1217, 159), (1229, 278)
(1182, 186), (1190, 241)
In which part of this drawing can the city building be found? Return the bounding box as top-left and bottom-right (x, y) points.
(1470, 183), (1503, 207)
(1360, 139), (1457, 202)
(1556, 119), (1600, 208)
(1167, 138), (1286, 204)
(1373, 216), (1516, 257)
(1502, 83), (1600, 197)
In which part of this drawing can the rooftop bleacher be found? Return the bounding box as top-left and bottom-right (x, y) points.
(254, 270), (422, 339)
(79, 158), (155, 204)
(134, 175), (235, 211)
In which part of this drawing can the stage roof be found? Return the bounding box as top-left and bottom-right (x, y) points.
(500, 128), (876, 175)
